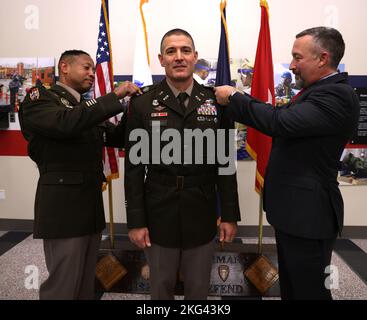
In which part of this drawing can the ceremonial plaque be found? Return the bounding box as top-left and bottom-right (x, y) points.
(96, 253), (128, 290)
(244, 255), (279, 295)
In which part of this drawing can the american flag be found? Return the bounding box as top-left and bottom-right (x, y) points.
(94, 0), (119, 181)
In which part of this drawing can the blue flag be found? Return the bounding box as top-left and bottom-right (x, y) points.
(215, 1), (232, 223)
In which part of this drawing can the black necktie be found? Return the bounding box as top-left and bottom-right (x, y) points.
(177, 92), (189, 114)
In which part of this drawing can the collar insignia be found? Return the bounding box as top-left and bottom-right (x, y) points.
(61, 97), (73, 108)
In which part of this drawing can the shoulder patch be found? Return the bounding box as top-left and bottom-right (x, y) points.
(29, 87), (40, 101)
(201, 84), (215, 90)
(131, 84), (157, 104)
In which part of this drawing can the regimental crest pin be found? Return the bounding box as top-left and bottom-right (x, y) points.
(29, 88), (40, 101)
(218, 265), (229, 282)
(61, 98), (69, 106)
(61, 97), (73, 108)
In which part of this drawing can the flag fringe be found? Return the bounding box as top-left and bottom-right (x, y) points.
(140, 0), (150, 66)
(260, 0), (269, 17)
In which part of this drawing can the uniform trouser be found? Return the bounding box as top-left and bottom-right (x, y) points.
(9, 88), (18, 111)
(275, 229), (336, 300)
(144, 240), (215, 300)
(40, 233), (101, 300)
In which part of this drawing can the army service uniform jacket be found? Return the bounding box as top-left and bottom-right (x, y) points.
(124, 79), (241, 249)
(19, 84), (126, 239)
(226, 72), (360, 239)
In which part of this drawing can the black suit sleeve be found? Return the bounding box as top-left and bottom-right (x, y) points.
(217, 107), (241, 222)
(227, 85), (353, 138)
(102, 113), (127, 148)
(124, 100), (147, 229)
(21, 87), (124, 139)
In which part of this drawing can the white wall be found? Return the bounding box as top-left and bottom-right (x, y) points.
(1, 157), (366, 226)
(1, 0), (367, 74)
(1, 0), (367, 226)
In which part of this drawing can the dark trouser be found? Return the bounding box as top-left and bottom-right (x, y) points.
(40, 233), (101, 300)
(145, 240), (215, 300)
(275, 229), (336, 300)
(9, 88), (18, 111)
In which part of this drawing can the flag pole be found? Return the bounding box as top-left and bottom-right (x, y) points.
(108, 180), (115, 249)
(258, 190), (264, 254)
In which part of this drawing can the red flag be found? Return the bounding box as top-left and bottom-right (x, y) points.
(246, 0), (275, 193)
(94, 0), (119, 181)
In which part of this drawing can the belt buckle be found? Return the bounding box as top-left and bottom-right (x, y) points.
(176, 176), (184, 189)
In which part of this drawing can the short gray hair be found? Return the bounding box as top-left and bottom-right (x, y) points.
(296, 27), (345, 69)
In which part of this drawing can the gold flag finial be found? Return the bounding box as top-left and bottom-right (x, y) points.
(219, 0), (230, 60)
(260, 0), (269, 18)
(140, 0), (150, 66)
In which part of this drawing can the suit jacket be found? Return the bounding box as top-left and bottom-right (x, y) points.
(227, 72), (360, 239)
(19, 84), (126, 239)
(124, 79), (241, 248)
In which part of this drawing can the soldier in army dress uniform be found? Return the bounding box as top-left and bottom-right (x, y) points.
(19, 50), (141, 299)
(125, 29), (241, 300)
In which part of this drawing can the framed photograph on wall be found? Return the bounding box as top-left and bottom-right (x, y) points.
(0, 57), (55, 113)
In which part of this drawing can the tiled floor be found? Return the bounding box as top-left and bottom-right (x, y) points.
(353, 239), (367, 253)
(0, 233), (366, 300)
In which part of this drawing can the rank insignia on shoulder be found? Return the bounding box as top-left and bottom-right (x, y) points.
(202, 84), (215, 91)
(29, 87), (40, 101)
(141, 84), (154, 93)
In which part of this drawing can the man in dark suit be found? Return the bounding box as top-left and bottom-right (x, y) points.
(19, 50), (141, 299)
(215, 27), (360, 300)
(125, 29), (241, 299)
